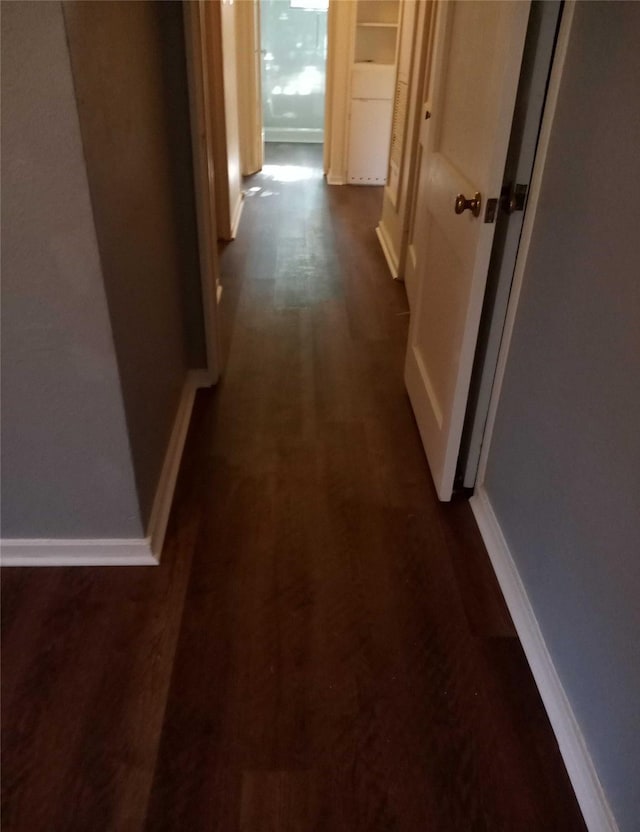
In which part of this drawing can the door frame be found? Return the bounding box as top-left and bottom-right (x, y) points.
(324, 0), (357, 184)
(473, 1), (575, 492)
(458, 0), (563, 488)
(391, 0), (437, 288)
(183, 0), (223, 384)
(398, 0), (438, 299)
(236, 0), (263, 176)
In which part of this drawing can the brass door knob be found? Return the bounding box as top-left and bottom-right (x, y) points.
(454, 192), (481, 217)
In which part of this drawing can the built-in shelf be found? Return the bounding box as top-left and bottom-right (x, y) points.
(356, 0), (399, 26)
(355, 27), (398, 65)
(354, 0), (399, 66)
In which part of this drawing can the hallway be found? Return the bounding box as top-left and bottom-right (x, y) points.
(2, 145), (586, 831)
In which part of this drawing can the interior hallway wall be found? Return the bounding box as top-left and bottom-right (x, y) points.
(159, 2), (208, 370)
(323, 0), (354, 184)
(483, 4), (640, 829)
(63, 0), (205, 526)
(1, 0), (142, 538)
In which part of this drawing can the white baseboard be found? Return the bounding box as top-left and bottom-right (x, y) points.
(264, 127), (323, 144)
(1, 370), (211, 568)
(470, 486), (619, 832)
(230, 191), (245, 240)
(326, 172), (345, 186)
(0, 539), (157, 567)
(188, 368), (215, 390)
(146, 369), (209, 559)
(375, 222), (399, 280)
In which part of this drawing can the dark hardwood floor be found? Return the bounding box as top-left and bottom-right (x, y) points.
(2, 144), (587, 831)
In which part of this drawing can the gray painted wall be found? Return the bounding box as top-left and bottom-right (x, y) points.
(484, 4), (640, 830)
(63, 1), (204, 525)
(157, 1), (208, 371)
(1, 1), (143, 538)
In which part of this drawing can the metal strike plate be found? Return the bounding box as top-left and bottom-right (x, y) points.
(484, 198), (498, 224)
(500, 182), (528, 214)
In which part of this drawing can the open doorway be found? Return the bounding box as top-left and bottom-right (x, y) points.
(260, 0), (329, 150)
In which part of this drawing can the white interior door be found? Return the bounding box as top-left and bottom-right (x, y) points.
(405, 0), (530, 501)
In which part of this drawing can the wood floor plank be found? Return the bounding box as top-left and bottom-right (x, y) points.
(1, 420), (207, 832)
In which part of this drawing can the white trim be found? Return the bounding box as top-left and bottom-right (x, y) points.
(0, 539), (156, 568)
(476, 1), (575, 486)
(183, 1), (222, 383)
(264, 127), (324, 144)
(146, 370), (206, 558)
(323, 0), (356, 189)
(470, 488), (619, 832)
(188, 367), (215, 390)
(375, 221), (399, 280)
(229, 191), (245, 240)
(236, 0), (263, 176)
(461, 0), (562, 489)
(1, 371), (209, 568)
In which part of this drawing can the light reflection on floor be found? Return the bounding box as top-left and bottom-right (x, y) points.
(244, 161), (324, 199)
(262, 163), (323, 183)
